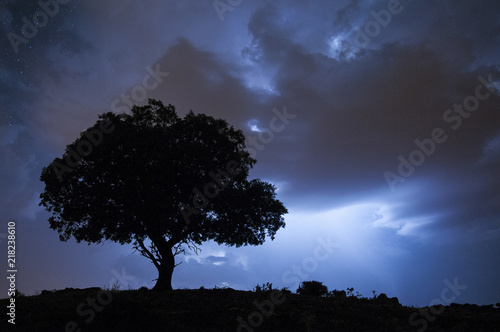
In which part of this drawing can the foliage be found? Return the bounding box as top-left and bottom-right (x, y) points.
(10, 287), (500, 331)
(253, 282), (274, 293)
(346, 287), (362, 298)
(280, 286), (292, 295)
(253, 282), (291, 295)
(39, 99), (288, 290)
(111, 280), (121, 292)
(328, 289), (347, 299)
(297, 281), (329, 297)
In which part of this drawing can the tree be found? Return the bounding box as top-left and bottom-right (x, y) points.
(40, 99), (287, 291)
(296, 281), (328, 297)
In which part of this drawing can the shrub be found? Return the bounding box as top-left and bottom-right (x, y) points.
(254, 282), (274, 293)
(297, 281), (328, 297)
(346, 287), (362, 298)
(328, 289), (347, 299)
(280, 287), (292, 295)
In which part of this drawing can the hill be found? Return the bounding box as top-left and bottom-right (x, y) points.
(2, 287), (500, 331)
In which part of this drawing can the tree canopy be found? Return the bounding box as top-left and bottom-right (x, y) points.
(40, 99), (287, 290)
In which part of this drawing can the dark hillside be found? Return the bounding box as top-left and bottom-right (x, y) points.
(2, 287), (500, 331)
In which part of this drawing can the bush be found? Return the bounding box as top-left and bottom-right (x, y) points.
(346, 287), (362, 298)
(328, 289), (346, 299)
(254, 282), (274, 293)
(297, 281), (328, 297)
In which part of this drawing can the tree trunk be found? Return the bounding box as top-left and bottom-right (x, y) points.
(153, 263), (174, 291)
(152, 246), (175, 291)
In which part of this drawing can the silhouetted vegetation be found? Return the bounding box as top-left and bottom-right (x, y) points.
(39, 99), (287, 291)
(3, 283), (500, 331)
(297, 280), (329, 297)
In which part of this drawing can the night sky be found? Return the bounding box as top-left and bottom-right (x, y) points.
(1, 0), (500, 307)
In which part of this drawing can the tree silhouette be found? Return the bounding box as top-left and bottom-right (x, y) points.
(39, 99), (287, 291)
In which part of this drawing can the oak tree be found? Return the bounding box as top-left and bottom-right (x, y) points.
(40, 99), (287, 291)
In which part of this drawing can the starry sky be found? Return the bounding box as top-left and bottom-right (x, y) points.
(1, 0), (500, 307)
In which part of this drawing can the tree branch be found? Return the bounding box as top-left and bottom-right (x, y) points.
(133, 238), (161, 270)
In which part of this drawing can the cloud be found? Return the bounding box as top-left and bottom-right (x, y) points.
(233, 3), (500, 243)
(2, 0), (500, 306)
(206, 255), (229, 265)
